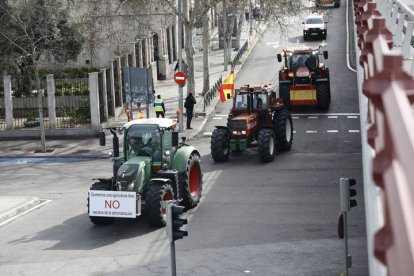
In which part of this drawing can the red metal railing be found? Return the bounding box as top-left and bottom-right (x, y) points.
(354, 0), (414, 274)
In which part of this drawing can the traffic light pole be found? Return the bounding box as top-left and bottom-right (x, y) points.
(170, 240), (177, 276)
(342, 210), (349, 276)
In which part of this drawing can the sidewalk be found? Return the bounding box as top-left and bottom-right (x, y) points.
(0, 21), (267, 159)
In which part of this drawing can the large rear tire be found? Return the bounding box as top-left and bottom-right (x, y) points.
(279, 83), (291, 110)
(181, 153), (203, 210)
(211, 128), (230, 162)
(88, 181), (115, 226)
(257, 128), (276, 162)
(145, 182), (174, 227)
(316, 81), (331, 111)
(273, 109), (293, 152)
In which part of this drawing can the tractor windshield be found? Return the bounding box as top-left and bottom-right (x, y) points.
(289, 53), (317, 70)
(235, 92), (267, 109)
(125, 124), (162, 160)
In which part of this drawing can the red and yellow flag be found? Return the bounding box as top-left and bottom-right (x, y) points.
(219, 69), (234, 102)
(138, 108), (143, 119)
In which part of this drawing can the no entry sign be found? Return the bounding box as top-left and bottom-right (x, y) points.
(174, 71), (187, 87)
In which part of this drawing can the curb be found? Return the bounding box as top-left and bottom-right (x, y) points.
(0, 197), (41, 226)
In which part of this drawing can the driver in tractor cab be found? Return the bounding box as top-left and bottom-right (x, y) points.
(128, 136), (144, 157)
(149, 131), (162, 163)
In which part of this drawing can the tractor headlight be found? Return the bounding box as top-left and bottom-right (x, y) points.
(126, 182), (135, 191)
(241, 131), (246, 135)
(288, 72), (294, 78)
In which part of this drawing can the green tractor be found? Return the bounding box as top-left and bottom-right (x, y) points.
(88, 118), (203, 227)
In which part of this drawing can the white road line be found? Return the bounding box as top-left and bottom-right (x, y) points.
(292, 116), (299, 119)
(349, 130), (360, 133)
(327, 130), (339, 133)
(328, 116), (338, 119)
(293, 113), (360, 116)
(215, 114), (228, 117)
(293, 130), (297, 134)
(203, 132), (212, 136)
(0, 199), (52, 228)
(306, 130), (317, 134)
(308, 116), (318, 119)
(213, 117), (223, 120)
(347, 116), (358, 119)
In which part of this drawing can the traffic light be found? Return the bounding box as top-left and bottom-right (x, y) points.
(340, 178), (357, 212)
(166, 203), (188, 242)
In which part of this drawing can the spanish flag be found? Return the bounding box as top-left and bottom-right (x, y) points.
(219, 69), (234, 102)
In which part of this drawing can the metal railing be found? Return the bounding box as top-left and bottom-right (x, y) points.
(354, 0), (414, 274)
(231, 40), (249, 69)
(203, 76), (222, 112)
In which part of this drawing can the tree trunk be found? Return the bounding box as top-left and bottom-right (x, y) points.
(234, 13), (244, 50)
(183, 0), (195, 96)
(201, 11), (210, 96)
(33, 53), (46, 153)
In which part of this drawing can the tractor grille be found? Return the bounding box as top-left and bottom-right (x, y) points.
(230, 120), (246, 131)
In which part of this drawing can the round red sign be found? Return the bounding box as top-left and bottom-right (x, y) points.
(174, 71), (187, 86)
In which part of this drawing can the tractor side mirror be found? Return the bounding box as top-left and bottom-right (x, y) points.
(99, 131), (106, 146)
(323, 51), (328, 59)
(277, 54), (282, 62)
(172, 131), (179, 147)
(271, 91), (277, 98)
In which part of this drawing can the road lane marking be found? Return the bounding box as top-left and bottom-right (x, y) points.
(349, 130), (360, 133)
(0, 199), (52, 228)
(328, 116), (338, 119)
(327, 130), (339, 133)
(215, 114), (228, 117)
(292, 116), (299, 119)
(306, 130), (317, 133)
(347, 116), (358, 119)
(213, 117), (223, 120)
(203, 132), (212, 136)
(293, 113), (359, 116)
(293, 130), (297, 134)
(308, 116), (318, 119)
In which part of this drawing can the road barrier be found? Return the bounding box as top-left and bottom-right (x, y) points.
(354, 0), (414, 275)
(203, 76), (222, 112)
(231, 40), (249, 69)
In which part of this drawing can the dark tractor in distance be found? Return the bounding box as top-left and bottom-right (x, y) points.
(277, 45), (331, 111)
(211, 85), (293, 163)
(88, 118), (203, 227)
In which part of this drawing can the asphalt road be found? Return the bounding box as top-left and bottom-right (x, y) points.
(0, 2), (368, 276)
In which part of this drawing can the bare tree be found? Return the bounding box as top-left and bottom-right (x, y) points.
(0, 0), (83, 152)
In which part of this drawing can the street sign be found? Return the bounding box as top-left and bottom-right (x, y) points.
(89, 191), (136, 218)
(174, 71), (187, 87)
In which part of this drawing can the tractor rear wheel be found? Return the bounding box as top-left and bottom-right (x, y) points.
(181, 153), (203, 210)
(316, 81), (331, 111)
(257, 128), (276, 162)
(88, 181), (115, 226)
(279, 83), (291, 110)
(211, 128), (230, 162)
(273, 109), (293, 152)
(145, 182), (174, 227)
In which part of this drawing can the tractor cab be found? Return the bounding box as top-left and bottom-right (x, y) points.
(123, 118), (178, 172)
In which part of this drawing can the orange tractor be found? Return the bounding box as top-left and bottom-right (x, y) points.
(211, 85), (293, 163)
(277, 45), (330, 110)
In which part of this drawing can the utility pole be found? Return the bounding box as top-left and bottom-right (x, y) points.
(249, 0), (253, 37)
(223, 0), (228, 71)
(177, 0), (184, 132)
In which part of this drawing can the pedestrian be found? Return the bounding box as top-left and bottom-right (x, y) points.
(184, 92), (196, 129)
(174, 60), (188, 75)
(153, 95), (165, 118)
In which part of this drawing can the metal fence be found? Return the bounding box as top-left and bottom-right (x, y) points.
(231, 40), (249, 69)
(55, 78), (89, 96)
(203, 76), (222, 112)
(55, 95), (91, 128)
(12, 96), (48, 129)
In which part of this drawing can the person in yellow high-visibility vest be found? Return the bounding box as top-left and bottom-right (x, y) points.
(153, 95), (165, 118)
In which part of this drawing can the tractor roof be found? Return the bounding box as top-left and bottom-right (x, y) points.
(237, 84), (274, 93)
(124, 118), (177, 130)
(283, 43), (326, 54)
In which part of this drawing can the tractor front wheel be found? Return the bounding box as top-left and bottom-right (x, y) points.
(145, 182), (174, 227)
(211, 128), (230, 162)
(88, 181), (115, 226)
(257, 128), (276, 162)
(279, 83), (291, 110)
(273, 109), (293, 152)
(181, 153), (203, 210)
(316, 81), (331, 111)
